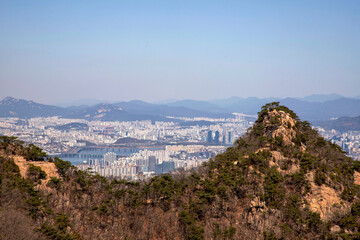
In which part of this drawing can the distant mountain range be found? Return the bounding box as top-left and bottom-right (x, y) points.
(0, 97), (231, 121)
(314, 116), (360, 132)
(296, 93), (344, 102)
(1, 94), (360, 125)
(165, 95), (360, 122)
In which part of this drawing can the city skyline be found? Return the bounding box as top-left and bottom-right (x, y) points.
(1, 1), (360, 103)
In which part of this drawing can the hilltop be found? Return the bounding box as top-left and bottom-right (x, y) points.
(1, 103), (360, 239)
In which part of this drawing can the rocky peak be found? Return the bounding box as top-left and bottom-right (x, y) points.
(1, 96), (36, 104)
(262, 108), (297, 145)
(235, 102), (360, 225)
(245, 102), (301, 149)
(95, 103), (123, 112)
(1, 96), (21, 104)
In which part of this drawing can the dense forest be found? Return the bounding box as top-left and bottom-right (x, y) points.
(1, 102), (360, 239)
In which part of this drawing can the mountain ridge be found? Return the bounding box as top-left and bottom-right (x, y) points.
(0, 97), (230, 121)
(315, 116), (360, 132)
(2, 95), (360, 126)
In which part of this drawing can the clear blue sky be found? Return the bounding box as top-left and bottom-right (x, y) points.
(1, 0), (359, 104)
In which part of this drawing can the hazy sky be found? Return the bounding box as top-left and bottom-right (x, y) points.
(1, 0), (359, 104)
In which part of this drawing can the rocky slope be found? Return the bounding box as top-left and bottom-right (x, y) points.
(1, 102), (360, 240)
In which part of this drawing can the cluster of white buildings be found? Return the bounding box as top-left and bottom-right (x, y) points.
(76, 145), (227, 179)
(317, 128), (360, 160)
(0, 116), (250, 155)
(0, 115), (251, 179)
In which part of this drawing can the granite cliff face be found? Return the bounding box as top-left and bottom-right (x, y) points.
(1, 102), (360, 240)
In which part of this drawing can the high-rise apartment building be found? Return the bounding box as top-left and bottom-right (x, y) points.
(214, 131), (220, 144)
(148, 156), (157, 172)
(207, 130), (213, 143)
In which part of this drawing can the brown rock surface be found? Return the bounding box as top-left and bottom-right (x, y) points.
(305, 179), (350, 221)
(12, 155), (60, 191)
(264, 110), (297, 145)
(354, 171), (360, 185)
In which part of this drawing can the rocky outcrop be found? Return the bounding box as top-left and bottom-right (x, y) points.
(245, 197), (282, 237)
(270, 150), (299, 175)
(306, 180), (350, 221)
(355, 171), (360, 185)
(263, 110), (297, 145)
(12, 155), (60, 191)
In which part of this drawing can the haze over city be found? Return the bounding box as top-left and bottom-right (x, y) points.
(1, 0), (360, 104)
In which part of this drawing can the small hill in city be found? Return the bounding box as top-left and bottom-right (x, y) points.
(52, 122), (89, 131)
(112, 137), (159, 146)
(1, 102), (360, 239)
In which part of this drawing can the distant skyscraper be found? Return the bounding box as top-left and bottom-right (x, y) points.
(148, 156), (157, 172)
(214, 131), (220, 144)
(155, 164), (162, 174)
(228, 131), (233, 144)
(155, 161), (175, 174)
(162, 161), (175, 173)
(207, 130), (213, 143)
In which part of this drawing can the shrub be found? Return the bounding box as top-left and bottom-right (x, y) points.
(213, 224), (236, 239)
(2, 157), (20, 173)
(27, 164), (47, 183)
(179, 210), (204, 240)
(263, 167), (284, 209)
(23, 144), (47, 161)
(351, 202), (360, 216)
(273, 136), (284, 148)
(314, 169), (326, 186)
(353, 161), (360, 172)
(249, 150), (271, 173)
(54, 213), (71, 232)
(54, 157), (72, 176)
(263, 231), (277, 240)
(300, 153), (317, 172)
(235, 138), (249, 149)
(341, 187), (355, 201)
(217, 185), (228, 199)
(284, 194), (302, 222)
(26, 194), (44, 219)
(315, 137), (327, 148)
(305, 211), (322, 231)
(280, 223), (292, 235)
(47, 177), (62, 189)
(223, 225), (236, 239)
(197, 179), (216, 204)
(97, 203), (109, 215)
(39, 222), (77, 240)
(338, 215), (357, 229)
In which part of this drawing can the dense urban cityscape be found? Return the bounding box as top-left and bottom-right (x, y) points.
(1, 114), (359, 180)
(0, 115), (252, 180)
(317, 128), (360, 161)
